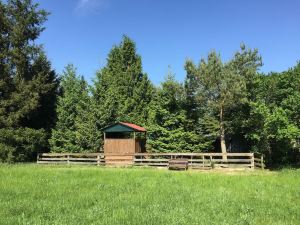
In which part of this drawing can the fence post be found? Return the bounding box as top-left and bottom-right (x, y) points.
(97, 154), (100, 166)
(67, 154), (70, 164)
(261, 155), (264, 170)
(250, 153), (254, 170)
(37, 153), (40, 163)
(202, 155), (204, 168)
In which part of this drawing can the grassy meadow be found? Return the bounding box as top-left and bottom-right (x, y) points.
(0, 164), (299, 225)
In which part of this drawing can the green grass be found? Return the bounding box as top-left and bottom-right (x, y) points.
(0, 164), (299, 225)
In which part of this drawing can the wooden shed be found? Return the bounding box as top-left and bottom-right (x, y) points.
(103, 122), (146, 166)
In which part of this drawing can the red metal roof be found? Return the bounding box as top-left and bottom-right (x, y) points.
(119, 122), (146, 132)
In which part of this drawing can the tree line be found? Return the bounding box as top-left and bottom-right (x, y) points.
(0, 0), (299, 167)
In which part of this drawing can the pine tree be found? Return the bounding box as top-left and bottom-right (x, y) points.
(185, 51), (248, 159)
(0, 0), (58, 162)
(185, 46), (263, 159)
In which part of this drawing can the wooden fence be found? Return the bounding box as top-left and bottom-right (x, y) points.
(135, 153), (265, 170)
(37, 152), (265, 170)
(37, 153), (105, 165)
(254, 155), (265, 169)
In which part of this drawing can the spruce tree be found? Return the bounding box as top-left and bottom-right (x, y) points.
(75, 82), (101, 152)
(184, 60), (201, 129)
(93, 36), (154, 130)
(0, 0), (58, 162)
(147, 71), (211, 152)
(50, 64), (95, 152)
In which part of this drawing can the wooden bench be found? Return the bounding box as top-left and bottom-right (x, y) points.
(168, 159), (189, 170)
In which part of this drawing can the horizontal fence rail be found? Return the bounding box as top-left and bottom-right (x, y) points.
(134, 153), (264, 170)
(37, 153), (105, 165)
(254, 155), (265, 170)
(37, 152), (265, 170)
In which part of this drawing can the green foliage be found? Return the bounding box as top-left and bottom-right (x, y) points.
(147, 71), (211, 152)
(93, 36), (154, 129)
(0, 0), (299, 166)
(244, 64), (300, 166)
(0, 128), (46, 162)
(50, 65), (99, 152)
(0, 0), (58, 162)
(183, 46), (262, 154)
(184, 61), (201, 127)
(75, 83), (101, 151)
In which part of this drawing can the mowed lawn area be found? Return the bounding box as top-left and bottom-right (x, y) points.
(0, 165), (299, 225)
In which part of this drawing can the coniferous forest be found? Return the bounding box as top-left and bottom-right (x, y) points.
(0, 0), (299, 167)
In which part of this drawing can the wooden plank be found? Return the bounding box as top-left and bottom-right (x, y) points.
(68, 161), (98, 165)
(134, 163), (169, 166)
(106, 162), (133, 165)
(37, 161), (67, 164)
(40, 153), (69, 156)
(209, 159), (252, 163)
(41, 153), (102, 157)
(169, 162), (187, 163)
(254, 158), (262, 162)
(106, 162), (132, 165)
(39, 158), (68, 161)
(136, 161), (211, 166)
(189, 162), (212, 165)
(135, 152), (254, 157)
(105, 155), (134, 160)
(255, 162), (265, 167)
(190, 164), (212, 167)
(105, 154), (135, 157)
(169, 159), (189, 163)
(104, 139), (136, 155)
(214, 163), (251, 167)
(190, 163), (212, 166)
(106, 160), (133, 163)
(134, 159), (169, 162)
(68, 158), (98, 161)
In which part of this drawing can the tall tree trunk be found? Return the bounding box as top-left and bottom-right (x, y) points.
(220, 105), (227, 160)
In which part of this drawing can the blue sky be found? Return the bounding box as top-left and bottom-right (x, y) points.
(37, 0), (300, 85)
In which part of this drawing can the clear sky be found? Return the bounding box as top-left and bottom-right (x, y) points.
(37, 0), (300, 85)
